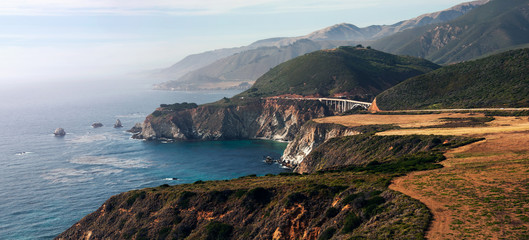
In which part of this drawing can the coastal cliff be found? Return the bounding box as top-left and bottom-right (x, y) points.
(56, 160), (432, 240)
(134, 99), (332, 141)
(281, 121), (359, 169)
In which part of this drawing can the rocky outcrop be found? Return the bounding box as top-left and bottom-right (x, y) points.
(54, 128), (66, 136)
(114, 119), (123, 128)
(56, 170), (432, 240)
(133, 99), (332, 141)
(281, 122), (359, 169)
(92, 122), (103, 128)
(127, 123), (143, 134)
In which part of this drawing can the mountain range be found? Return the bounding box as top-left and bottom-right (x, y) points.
(371, 0), (529, 64)
(153, 0), (490, 90)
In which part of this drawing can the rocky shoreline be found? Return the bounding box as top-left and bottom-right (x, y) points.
(129, 99), (362, 172)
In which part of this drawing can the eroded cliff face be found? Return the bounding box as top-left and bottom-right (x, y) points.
(56, 170), (432, 240)
(134, 99), (331, 141)
(281, 122), (359, 170)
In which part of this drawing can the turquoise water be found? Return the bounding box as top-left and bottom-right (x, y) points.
(0, 80), (288, 239)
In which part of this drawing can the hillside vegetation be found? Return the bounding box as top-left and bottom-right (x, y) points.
(376, 48), (529, 110)
(58, 134), (477, 240)
(236, 46), (439, 101)
(371, 0), (529, 64)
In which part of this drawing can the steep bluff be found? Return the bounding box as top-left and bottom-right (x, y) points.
(56, 162), (432, 240)
(134, 99), (332, 141)
(281, 121), (359, 169)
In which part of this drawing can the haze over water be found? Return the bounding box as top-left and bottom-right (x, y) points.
(0, 80), (288, 239)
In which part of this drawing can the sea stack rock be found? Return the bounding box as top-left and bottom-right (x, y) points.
(113, 119), (123, 128)
(128, 122), (143, 134)
(92, 122), (103, 128)
(54, 128), (66, 136)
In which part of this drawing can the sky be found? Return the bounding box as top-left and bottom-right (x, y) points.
(0, 0), (470, 85)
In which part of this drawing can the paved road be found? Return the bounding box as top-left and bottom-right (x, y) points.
(384, 108), (529, 113)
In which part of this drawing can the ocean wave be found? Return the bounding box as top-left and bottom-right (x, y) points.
(15, 151), (33, 156)
(41, 168), (123, 184)
(115, 113), (146, 119)
(70, 156), (150, 169)
(70, 134), (108, 143)
(163, 178), (179, 181)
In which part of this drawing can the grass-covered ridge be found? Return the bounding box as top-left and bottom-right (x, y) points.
(236, 46), (439, 101)
(376, 48), (529, 110)
(300, 134), (480, 174)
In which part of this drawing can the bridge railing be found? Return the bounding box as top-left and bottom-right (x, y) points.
(270, 97), (372, 112)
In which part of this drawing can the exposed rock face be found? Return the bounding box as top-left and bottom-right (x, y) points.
(113, 119), (123, 128)
(91, 122), (103, 128)
(281, 122), (359, 170)
(134, 99), (332, 141)
(127, 122), (143, 134)
(54, 128), (66, 136)
(56, 173), (431, 240)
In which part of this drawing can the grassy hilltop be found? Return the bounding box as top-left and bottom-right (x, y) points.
(376, 48), (529, 110)
(236, 46), (439, 101)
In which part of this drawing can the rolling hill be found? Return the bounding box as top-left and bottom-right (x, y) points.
(371, 0), (529, 64)
(375, 48), (529, 110)
(235, 46), (440, 101)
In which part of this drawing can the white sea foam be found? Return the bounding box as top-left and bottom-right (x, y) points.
(15, 151), (33, 156)
(70, 134), (108, 143)
(115, 113), (146, 119)
(70, 156), (150, 169)
(42, 168), (123, 183)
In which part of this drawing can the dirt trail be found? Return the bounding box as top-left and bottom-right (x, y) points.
(317, 113), (529, 239)
(390, 132), (529, 239)
(390, 172), (455, 239)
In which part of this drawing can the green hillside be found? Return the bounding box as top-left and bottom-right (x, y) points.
(376, 48), (529, 110)
(371, 0), (529, 64)
(236, 46), (439, 101)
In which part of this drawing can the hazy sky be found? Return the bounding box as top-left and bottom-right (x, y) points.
(0, 0), (470, 84)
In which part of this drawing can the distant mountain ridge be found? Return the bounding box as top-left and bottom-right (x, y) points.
(153, 40), (353, 91)
(371, 0), (529, 64)
(153, 0), (488, 90)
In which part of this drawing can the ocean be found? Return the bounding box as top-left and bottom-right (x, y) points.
(0, 79), (288, 239)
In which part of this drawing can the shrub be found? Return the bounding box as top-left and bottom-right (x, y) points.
(126, 191), (146, 207)
(159, 102), (198, 111)
(205, 221), (233, 240)
(244, 187), (273, 210)
(286, 192), (307, 206)
(158, 227), (172, 239)
(318, 227), (337, 240)
(325, 207), (340, 218)
(178, 191), (196, 209)
(342, 212), (362, 233)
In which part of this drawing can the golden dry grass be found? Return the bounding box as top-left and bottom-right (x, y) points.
(378, 116), (529, 136)
(314, 113), (485, 129)
(316, 113), (529, 239)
